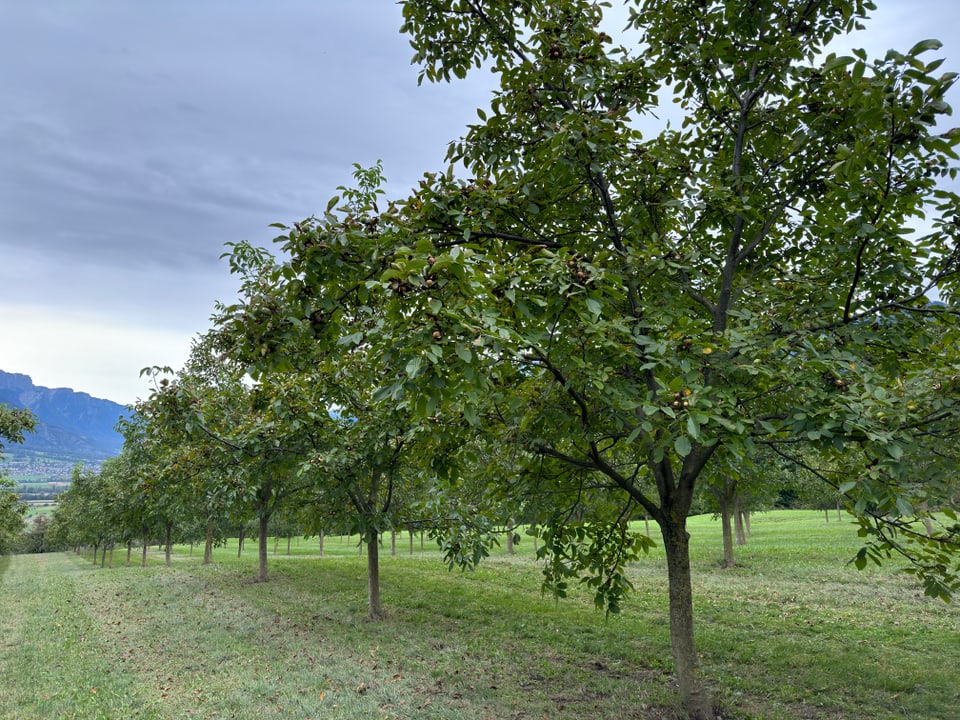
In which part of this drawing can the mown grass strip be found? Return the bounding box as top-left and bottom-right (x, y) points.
(2, 510), (958, 719)
(0, 553), (163, 719)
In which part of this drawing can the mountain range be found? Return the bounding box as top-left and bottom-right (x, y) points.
(0, 370), (127, 462)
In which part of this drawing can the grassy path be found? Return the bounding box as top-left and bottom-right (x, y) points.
(1, 553), (491, 720)
(0, 553), (164, 719)
(2, 511), (959, 719)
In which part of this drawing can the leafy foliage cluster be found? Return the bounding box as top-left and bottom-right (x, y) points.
(0, 404), (36, 554)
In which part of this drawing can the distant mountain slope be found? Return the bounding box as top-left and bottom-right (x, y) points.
(0, 370), (127, 461)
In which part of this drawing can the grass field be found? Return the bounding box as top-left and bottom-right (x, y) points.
(2, 510), (958, 719)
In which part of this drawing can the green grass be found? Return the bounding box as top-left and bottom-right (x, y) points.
(2, 511), (958, 719)
(24, 502), (57, 519)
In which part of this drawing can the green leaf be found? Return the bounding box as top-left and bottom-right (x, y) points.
(895, 497), (915, 517)
(336, 332), (364, 347)
(463, 404), (479, 426)
(854, 548), (868, 571)
(824, 54), (855, 72)
(584, 297), (602, 319)
(405, 356), (424, 377)
(674, 436), (692, 457)
(852, 60), (865, 83)
(908, 39), (943, 56)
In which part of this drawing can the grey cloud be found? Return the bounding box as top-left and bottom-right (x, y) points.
(1, 0), (490, 328)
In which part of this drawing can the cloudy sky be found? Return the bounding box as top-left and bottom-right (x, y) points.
(2, 2), (958, 405)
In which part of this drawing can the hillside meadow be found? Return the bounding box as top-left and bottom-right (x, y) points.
(2, 510), (958, 720)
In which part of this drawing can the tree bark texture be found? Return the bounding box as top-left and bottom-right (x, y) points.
(366, 529), (383, 620)
(258, 513), (270, 582)
(164, 522), (173, 567)
(718, 477), (736, 567)
(720, 502), (735, 568)
(661, 519), (713, 720)
(734, 499), (746, 547)
(204, 516), (215, 565)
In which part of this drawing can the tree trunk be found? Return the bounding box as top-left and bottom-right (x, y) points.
(743, 511), (751, 537)
(287, 534), (292, 555)
(720, 500), (735, 568)
(366, 529), (383, 620)
(258, 513), (270, 582)
(141, 533), (149, 568)
(273, 535), (279, 555)
(126, 540), (132, 566)
(164, 522), (173, 566)
(409, 528), (414, 555)
(390, 529), (396, 557)
(824, 507), (830, 522)
(204, 516), (215, 565)
(237, 528), (245, 557)
(318, 530), (324, 557)
(661, 519), (713, 720)
(733, 499), (747, 546)
(718, 478), (736, 568)
(505, 519), (515, 555)
(108, 544), (114, 569)
(836, 499), (842, 522)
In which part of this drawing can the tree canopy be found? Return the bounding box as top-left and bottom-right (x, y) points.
(217, 2), (960, 715)
(68, 2), (960, 718)
(0, 404), (35, 554)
